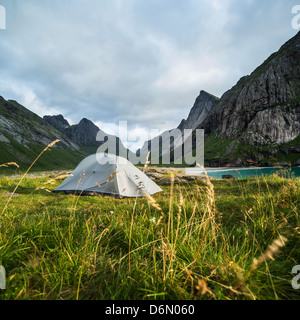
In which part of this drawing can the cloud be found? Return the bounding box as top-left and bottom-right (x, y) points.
(0, 0), (298, 151)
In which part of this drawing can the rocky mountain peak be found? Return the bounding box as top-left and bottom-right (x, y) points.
(79, 118), (94, 125)
(0, 97), (80, 168)
(202, 31), (300, 140)
(43, 114), (70, 131)
(44, 115), (102, 146)
(177, 119), (186, 131)
(143, 32), (300, 167)
(199, 90), (217, 99)
(44, 114), (131, 158)
(179, 90), (219, 131)
(64, 118), (100, 147)
(198, 31), (300, 166)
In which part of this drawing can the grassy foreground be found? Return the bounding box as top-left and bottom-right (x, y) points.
(0, 168), (299, 300)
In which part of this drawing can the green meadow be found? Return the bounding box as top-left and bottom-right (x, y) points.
(0, 161), (299, 300)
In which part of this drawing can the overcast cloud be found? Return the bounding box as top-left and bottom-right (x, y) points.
(0, 0), (299, 150)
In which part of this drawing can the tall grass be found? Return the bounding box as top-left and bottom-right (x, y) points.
(0, 150), (299, 300)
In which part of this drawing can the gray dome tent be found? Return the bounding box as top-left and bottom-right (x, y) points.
(54, 153), (162, 198)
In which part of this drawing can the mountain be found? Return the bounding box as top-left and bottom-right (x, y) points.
(58, 117), (101, 147)
(0, 98), (131, 171)
(178, 90), (219, 131)
(199, 31), (300, 166)
(138, 90), (219, 163)
(2, 32), (299, 170)
(43, 115), (102, 147)
(0, 97), (85, 170)
(43, 115), (131, 157)
(43, 114), (70, 131)
(142, 31), (300, 167)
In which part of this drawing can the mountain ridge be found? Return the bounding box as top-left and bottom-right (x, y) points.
(1, 32), (299, 169)
(177, 90), (220, 131)
(43, 114), (131, 157)
(197, 31), (300, 166)
(139, 31), (300, 167)
(0, 98), (131, 171)
(0, 97), (85, 170)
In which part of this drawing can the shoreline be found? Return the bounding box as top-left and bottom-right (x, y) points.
(1, 165), (299, 179)
(169, 165), (299, 173)
(169, 165), (300, 177)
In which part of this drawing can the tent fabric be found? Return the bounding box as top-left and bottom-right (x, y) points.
(54, 153), (163, 198)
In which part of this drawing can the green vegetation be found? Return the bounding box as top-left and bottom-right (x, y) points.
(0, 97), (88, 173)
(204, 135), (234, 162)
(203, 133), (300, 166)
(0, 163), (299, 300)
(0, 137), (85, 174)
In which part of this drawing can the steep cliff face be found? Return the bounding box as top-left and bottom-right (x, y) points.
(43, 115), (70, 132)
(139, 90), (219, 163)
(0, 96), (131, 170)
(63, 118), (100, 147)
(179, 90), (219, 131)
(198, 31), (300, 166)
(0, 97), (84, 169)
(244, 106), (300, 146)
(143, 32), (300, 166)
(0, 97), (79, 151)
(201, 33), (300, 144)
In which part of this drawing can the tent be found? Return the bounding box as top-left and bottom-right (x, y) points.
(54, 153), (162, 198)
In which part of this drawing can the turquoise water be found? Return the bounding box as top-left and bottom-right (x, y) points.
(187, 166), (300, 179)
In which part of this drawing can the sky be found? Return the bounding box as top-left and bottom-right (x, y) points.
(0, 0), (299, 151)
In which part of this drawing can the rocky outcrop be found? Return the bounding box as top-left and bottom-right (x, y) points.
(143, 167), (211, 184)
(139, 90), (218, 163)
(0, 97), (132, 169)
(44, 115), (132, 157)
(193, 32), (300, 166)
(0, 97), (83, 168)
(0, 97), (79, 151)
(201, 32), (300, 143)
(242, 106), (300, 146)
(63, 118), (100, 146)
(144, 32), (300, 166)
(178, 90), (219, 131)
(44, 115), (112, 147)
(43, 114), (70, 132)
